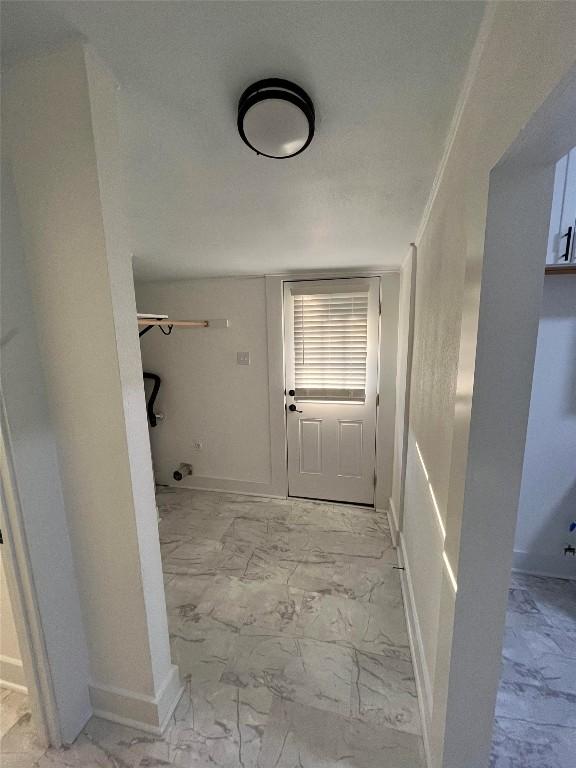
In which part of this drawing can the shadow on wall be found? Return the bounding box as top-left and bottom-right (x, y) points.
(539, 279), (576, 419)
(515, 277), (576, 573)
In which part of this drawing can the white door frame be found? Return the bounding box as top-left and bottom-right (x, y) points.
(283, 277), (380, 505)
(0, 392), (61, 748)
(265, 270), (400, 506)
(389, 246), (417, 544)
(426, 65), (576, 767)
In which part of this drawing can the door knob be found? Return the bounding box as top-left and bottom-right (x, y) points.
(288, 404), (302, 413)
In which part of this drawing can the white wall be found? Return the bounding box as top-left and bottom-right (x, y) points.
(514, 276), (576, 579)
(396, 3), (576, 767)
(138, 274), (400, 503)
(137, 277), (273, 493)
(0, 556), (25, 690)
(4, 43), (181, 734)
(1, 150), (91, 738)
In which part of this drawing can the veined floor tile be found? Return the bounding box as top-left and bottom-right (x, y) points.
(1, 490), (426, 767)
(519, 624), (576, 663)
(296, 590), (410, 658)
(499, 628), (546, 687)
(258, 697), (425, 768)
(539, 652), (576, 695)
(171, 633), (237, 685)
(531, 585), (576, 631)
(496, 680), (576, 728)
(491, 716), (576, 768)
(165, 574), (213, 614)
(0, 690), (30, 741)
(287, 502), (389, 537)
(350, 650), (420, 735)
(0, 706), (45, 768)
(505, 588), (551, 630)
(493, 574), (576, 767)
(221, 636), (355, 718)
(167, 680), (272, 767)
(242, 542), (327, 586)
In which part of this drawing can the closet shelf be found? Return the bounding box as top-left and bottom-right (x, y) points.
(138, 318), (209, 328)
(545, 265), (576, 275)
(137, 314), (228, 338)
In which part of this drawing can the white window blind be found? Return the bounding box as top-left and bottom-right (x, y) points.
(293, 290), (369, 402)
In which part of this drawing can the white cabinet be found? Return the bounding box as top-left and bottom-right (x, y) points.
(547, 147), (576, 265)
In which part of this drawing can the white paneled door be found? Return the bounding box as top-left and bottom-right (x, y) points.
(284, 278), (379, 505)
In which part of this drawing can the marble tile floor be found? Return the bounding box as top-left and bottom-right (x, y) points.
(1, 688), (31, 741)
(0, 489), (425, 767)
(491, 571), (576, 767)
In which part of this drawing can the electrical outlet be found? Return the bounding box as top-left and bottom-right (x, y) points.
(192, 440), (203, 450)
(237, 351), (250, 366)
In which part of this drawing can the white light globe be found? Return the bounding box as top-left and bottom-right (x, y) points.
(242, 98), (309, 158)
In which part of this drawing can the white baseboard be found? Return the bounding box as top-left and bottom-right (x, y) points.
(165, 475), (287, 499)
(89, 664), (183, 735)
(0, 654), (28, 693)
(397, 532), (432, 768)
(513, 550), (576, 581)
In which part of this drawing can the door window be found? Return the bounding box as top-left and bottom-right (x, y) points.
(292, 288), (369, 402)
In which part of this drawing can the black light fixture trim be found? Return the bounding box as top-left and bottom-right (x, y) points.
(237, 78), (315, 159)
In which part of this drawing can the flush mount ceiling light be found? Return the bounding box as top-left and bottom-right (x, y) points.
(237, 78), (315, 159)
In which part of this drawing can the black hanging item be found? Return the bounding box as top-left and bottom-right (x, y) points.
(143, 372), (161, 427)
(560, 226), (573, 262)
(139, 323), (173, 338)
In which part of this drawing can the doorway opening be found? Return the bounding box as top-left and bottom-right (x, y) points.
(432, 64), (576, 767)
(0, 566), (38, 762)
(0, 411), (59, 762)
(491, 144), (576, 766)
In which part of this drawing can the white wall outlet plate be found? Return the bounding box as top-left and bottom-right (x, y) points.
(237, 351), (250, 365)
(192, 440), (203, 450)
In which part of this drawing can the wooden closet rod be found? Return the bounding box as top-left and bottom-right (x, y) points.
(545, 265), (576, 275)
(137, 318), (209, 328)
(137, 316), (229, 337)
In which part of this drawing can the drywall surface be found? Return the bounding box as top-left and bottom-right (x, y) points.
(137, 278), (272, 491)
(1, 160), (90, 736)
(400, 3), (576, 767)
(4, 43), (179, 731)
(138, 274), (400, 503)
(514, 277), (576, 579)
(0, 554), (25, 689)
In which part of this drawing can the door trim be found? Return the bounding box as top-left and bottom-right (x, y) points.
(283, 277), (380, 505)
(265, 270), (400, 505)
(0, 392), (61, 748)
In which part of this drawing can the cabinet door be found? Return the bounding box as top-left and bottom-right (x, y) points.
(547, 147), (576, 264)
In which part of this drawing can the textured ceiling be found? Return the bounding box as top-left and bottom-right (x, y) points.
(2, 1), (485, 280)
